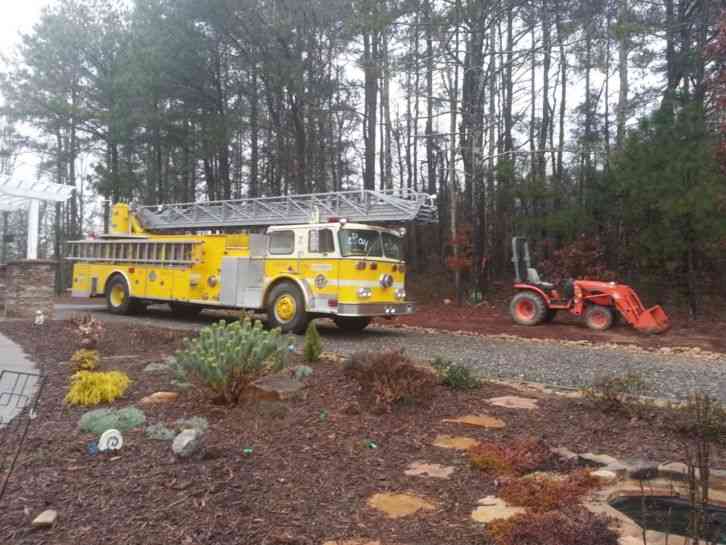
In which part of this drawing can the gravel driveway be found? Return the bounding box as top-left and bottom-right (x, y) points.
(56, 303), (726, 402)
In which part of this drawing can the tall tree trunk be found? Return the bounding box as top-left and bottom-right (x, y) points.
(250, 63), (259, 197)
(363, 31), (379, 190)
(382, 30), (393, 190)
(616, 0), (629, 149)
(425, 0), (436, 195)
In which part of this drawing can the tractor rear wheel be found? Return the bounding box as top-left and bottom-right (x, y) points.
(510, 291), (548, 326)
(584, 305), (615, 331)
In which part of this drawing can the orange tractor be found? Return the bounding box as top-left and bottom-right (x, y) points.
(509, 238), (670, 334)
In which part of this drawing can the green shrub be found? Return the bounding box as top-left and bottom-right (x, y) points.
(345, 350), (438, 412)
(173, 318), (291, 404)
(583, 372), (649, 413)
(79, 407), (146, 434)
(145, 423), (176, 441)
(431, 357), (480, 390)
(65, 370), (130, 406)
(303, 321), (322, 363)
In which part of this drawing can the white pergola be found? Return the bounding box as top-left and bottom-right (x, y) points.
(0, 179), (74, 260)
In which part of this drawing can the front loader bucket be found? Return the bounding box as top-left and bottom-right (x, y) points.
(633, 305), (670, 334)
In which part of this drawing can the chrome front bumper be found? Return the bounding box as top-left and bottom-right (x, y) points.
(336, 302), (416, 317)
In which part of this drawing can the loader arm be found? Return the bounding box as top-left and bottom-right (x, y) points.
(577, 281), (670, 334)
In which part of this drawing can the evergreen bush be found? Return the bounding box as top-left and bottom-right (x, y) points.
(303, 321), (322, 363)
(173, 318), (291, 404)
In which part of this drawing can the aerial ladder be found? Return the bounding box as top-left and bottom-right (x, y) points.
(66, 189), (436, 333)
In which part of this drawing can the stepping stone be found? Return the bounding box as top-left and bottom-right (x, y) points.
(591, 469), (618, 482)
(32, 509), (58, 528)
(471, 496), (525, 524)
(249, 375), (306, 401)
(140, 391), (178, 404)
(487, 396), (538, 410)
(404, 462), (455, 479)
(579, 453), (620, 467)
(432, 435), (480, 451)
(442, 415), (506, 429)
(367, 492), (437, 519)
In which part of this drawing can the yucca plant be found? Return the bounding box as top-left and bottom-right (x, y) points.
(173, 318), (291, 404)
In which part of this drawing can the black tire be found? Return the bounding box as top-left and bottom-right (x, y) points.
(584, 305), (615, 331)
(169, 301), (203, 318)
(543, 309), (558, 323)
(334, 316), (372, 332)
(106, 275), (133, 315)
(510, 291), (548, 326)
(266, 282), (309, 334)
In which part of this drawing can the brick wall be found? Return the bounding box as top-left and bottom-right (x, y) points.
(4, 260), (56, 319)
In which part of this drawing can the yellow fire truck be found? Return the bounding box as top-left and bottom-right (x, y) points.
(66, 190), (436, 333)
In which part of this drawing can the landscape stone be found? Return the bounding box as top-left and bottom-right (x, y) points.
(404, 461), (455, 479)
(551, 446), (579, 461)
(140, 391), (179, 404)
(579, 453), (620, 467)
(249, 374), (306, 401)
(658, 462), (687, 476)
(172, 428), (205, 458)
(591, 469), (619, 482)
(143, 362), (170, 374)
(487, 396), (538, 410)
(32, 509), (58, 528)
(432, 434), (480, 450)
(471, 497), (526, 524)
(367, 492), (437, 519)
(442, 415), (506, 430)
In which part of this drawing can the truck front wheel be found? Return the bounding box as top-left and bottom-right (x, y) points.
(267, 282), (309, 334)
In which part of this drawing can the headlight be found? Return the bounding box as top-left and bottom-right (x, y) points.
(379, 274), (394, 288)
(395, 288), (406, 300)
(357, 287), (373, 298)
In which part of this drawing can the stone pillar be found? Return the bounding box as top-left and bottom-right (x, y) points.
(4, 260), (57, 319)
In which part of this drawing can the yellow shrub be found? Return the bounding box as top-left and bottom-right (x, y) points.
(70, 349), (100, 371)
(65, 371), (130, 407)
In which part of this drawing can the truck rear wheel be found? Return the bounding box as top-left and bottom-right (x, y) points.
(334, 316), (372, 332)
(267, 282), (309, 334)
(106, 275), (134, 315)
(510, 291), (548, 326)
(584, 305), (614, 331)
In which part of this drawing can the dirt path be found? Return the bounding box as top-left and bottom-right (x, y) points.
(55, 304), (726, 402)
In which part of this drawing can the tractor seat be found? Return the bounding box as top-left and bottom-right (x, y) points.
(527, 268), (554, 290)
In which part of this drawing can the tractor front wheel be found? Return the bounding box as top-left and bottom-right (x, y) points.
(510, 291), (548, 326)
(584, 305), (615, 331)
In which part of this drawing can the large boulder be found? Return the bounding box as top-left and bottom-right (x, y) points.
(172, 428), (205, 458)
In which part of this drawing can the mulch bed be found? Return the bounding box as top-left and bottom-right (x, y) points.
(0, 320), (721, 545)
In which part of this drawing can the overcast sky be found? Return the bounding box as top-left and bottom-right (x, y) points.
(0, 1), (49, 62)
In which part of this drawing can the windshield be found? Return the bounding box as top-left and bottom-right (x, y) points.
(382, 232), (403, 260)
(339, 229), (403, 260)
(339, 229), (382, 257)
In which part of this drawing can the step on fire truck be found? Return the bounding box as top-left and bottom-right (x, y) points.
(66, 190), (437, 333)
